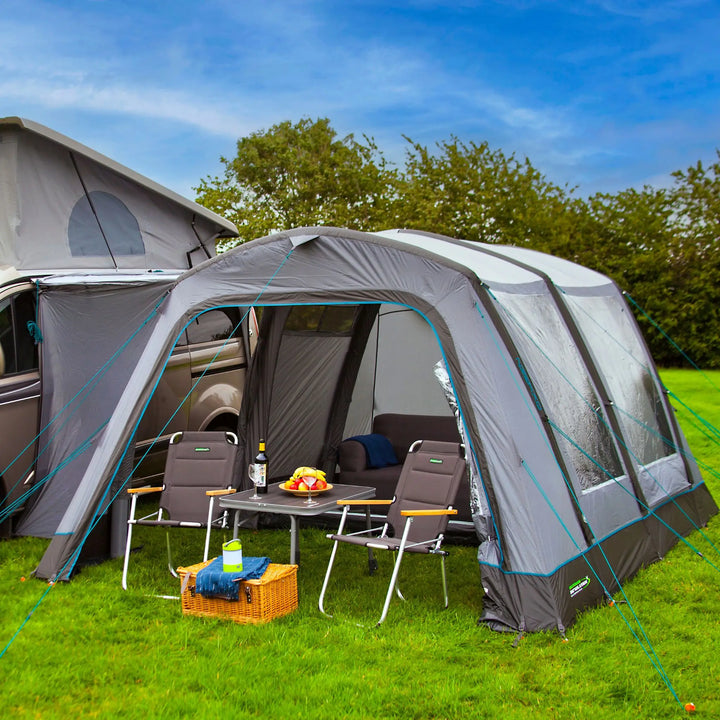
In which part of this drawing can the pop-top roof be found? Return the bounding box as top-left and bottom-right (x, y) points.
(0, 117), (238, 273)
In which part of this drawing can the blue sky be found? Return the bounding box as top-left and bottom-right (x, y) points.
(2, 0), (718, 201)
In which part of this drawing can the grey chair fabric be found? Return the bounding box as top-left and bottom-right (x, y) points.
(156, 431), (238, 525)
(319, 439), (466, 625)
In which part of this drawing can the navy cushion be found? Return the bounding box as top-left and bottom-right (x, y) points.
(346, 433), (399, 469)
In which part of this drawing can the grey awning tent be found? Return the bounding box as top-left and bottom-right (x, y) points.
(0, 116), (237, 272)
(26, 227), (717, 633)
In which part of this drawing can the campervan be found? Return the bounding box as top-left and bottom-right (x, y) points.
(0, 117), (251, 536)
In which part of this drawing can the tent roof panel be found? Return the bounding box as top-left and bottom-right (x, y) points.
(475, 243), (614, 292)
(375, 229), (547, 292)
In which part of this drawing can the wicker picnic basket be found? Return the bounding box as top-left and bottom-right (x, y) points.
(177, 559), (298, 624)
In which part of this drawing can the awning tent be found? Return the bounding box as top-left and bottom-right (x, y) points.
(25, 227), (717, 633)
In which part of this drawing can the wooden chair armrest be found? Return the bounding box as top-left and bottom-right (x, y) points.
(337, 499), (391, 506)
(127, 486), (163, 495)
(400, 508), (458, 517)
(206, 488), (237, 497)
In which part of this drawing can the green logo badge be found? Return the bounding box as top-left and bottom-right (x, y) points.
(569, 576), (591, 598)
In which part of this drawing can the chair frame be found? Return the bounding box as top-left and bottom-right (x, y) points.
(121, 431), (238, 591)
(319, 439), (465, 626)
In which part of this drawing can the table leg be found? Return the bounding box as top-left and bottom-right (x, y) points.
(290, 515), (299, 565)
(233, 510), (240, 537)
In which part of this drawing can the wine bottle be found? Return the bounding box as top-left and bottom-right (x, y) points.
(254, 439), (268, 494)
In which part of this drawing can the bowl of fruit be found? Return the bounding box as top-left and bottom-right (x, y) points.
(282, 467), (333, 496)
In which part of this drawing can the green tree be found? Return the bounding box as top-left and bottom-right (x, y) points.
(581, 187), (678, 363)
(583, 166), (720, 368)
(194, 118), (399, 248)
(662, 154), (720, 367)
(396, 136), (583, 255)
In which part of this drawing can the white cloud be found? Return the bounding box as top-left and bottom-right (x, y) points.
(0, 75), (254, 138)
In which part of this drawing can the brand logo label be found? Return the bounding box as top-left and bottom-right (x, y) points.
(569, 576), (590, 598)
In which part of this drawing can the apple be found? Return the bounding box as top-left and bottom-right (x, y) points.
(315, 479), (327, 490)
(297, 481), (309, 491)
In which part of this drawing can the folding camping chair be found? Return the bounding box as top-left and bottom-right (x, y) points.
(121, 430), (239, 590)
(319, 439), (466, 626)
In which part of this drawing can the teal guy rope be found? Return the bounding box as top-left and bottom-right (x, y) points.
(615, 400), (720, 483)
(516, 358), (544, 414)
(522, 460), (682, 708)
(477, 299), (685, 707)
(548, 419), (720, 572)
(0, 580), (55, 660)
(667, 390), (720, 442)
(662, 411), (720, 482)
(0, 423), (107, 523)
(493, 291), (719, 563)
(624, 292), (720, 395)
(606, 401), (720, 560)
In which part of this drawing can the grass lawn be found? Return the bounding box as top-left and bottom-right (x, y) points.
(1, 369), (719, 719)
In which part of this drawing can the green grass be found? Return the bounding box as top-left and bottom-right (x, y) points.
(1, 369), (719, 719)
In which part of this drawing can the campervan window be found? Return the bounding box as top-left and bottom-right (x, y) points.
(185, 309), (242, 344)
(284, 304), (356, 334)
(0, 292), (38, 377)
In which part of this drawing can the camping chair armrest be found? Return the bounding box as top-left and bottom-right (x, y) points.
(205, 488), (237, 497)
(337, 499), (392, 506)
(127, 486), (163, 495)
(400, 508), (458, 517)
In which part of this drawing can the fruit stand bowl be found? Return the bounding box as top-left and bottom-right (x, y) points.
(281, 482), (333, 497)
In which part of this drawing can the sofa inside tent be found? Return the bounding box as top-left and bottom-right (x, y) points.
(25, 227), (717, 633)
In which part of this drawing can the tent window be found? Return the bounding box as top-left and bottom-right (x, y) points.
(0, 291), (39, 377)
(497, 292), (625, 490)
(68, 191), (145, 258)
(284, 305), (356, 334)
(564, 294), (674, 465)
